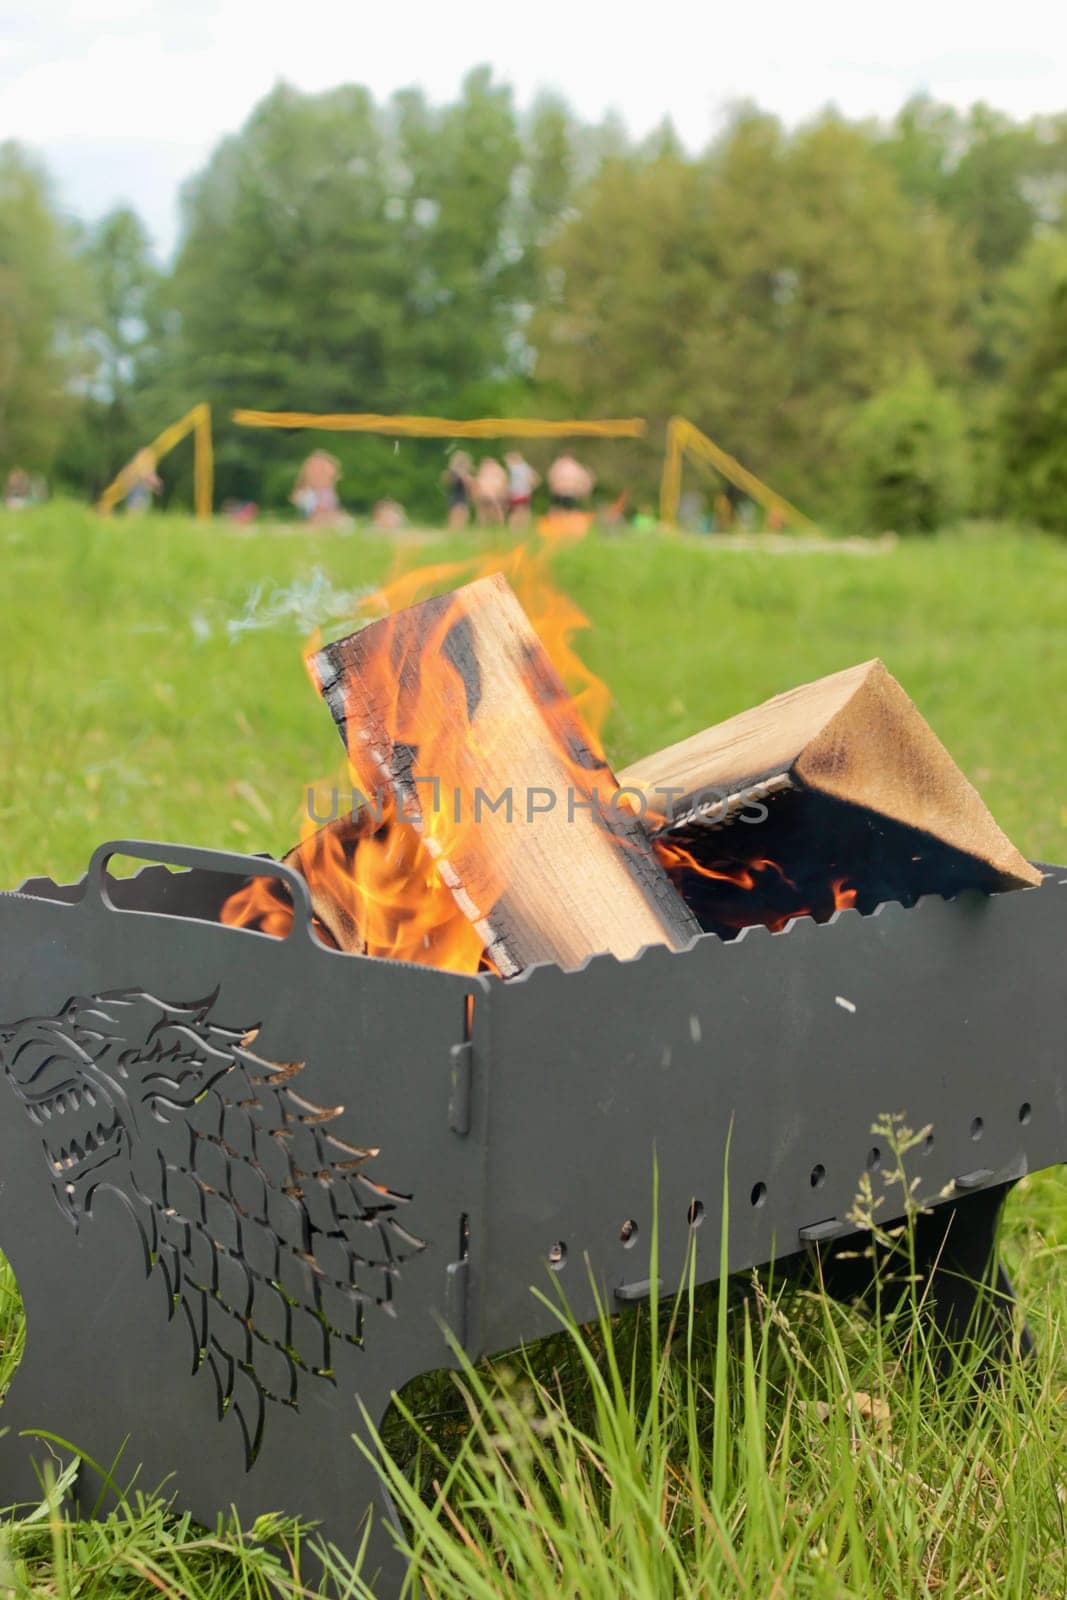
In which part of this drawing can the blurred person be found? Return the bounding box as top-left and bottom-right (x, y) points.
(125, 448), (162, 514)
(473, 455), (508, 524)
(222, 498), (258, 524)
(291, 450), (344, 526)
(442, 451), (473, 529)
(4, 466), (32, 509)
(547, 450), (594, 509)
(371, 498), (407, 531)
(505, 450), (540, 528)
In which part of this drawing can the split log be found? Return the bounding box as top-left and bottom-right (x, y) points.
(309, 573), (700, 975)
(619, 658), (1040, 891)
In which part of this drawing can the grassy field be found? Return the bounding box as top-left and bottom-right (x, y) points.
(1, 503), (1066, 1596)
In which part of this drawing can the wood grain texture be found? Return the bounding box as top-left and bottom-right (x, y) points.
(310, 573), (700, 975)
(620, 659), (1040, 890)
(281, 814), (374, 952)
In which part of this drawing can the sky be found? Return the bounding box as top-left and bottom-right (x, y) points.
(4, 0), (1066, 257)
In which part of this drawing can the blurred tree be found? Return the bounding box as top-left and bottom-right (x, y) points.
(0, 142), (90, 473)
(881, 99), (1067, 380)
(981, 227), (1067, 372)
(943, 105), (1050, 275)
(844, 362), (970, 533)
(168, 70), (530, 506)
(999, 275), (1067, 532)
(531, 110), (973, 512)
(83, 207), (161, 407)
(55, 206), (165, 491)
(878, 94), (962, 209)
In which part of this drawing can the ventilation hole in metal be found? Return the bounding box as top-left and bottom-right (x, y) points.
(619, 1218), (638, 1248)
(687, 1200), (704, 1228)
(970, 1116), (984, 1142)
(1018, 1102), (1032, 1126)
(867, 1146), (881, 1171)
(750, 1182), (767, 1208)
(924, 1131), (935, 1153)
(810, 1164), (826, 1190)
(548, 1241), (567, 1271)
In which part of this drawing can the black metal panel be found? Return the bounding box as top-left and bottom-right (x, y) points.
(477, 881), (1066, 1353)
(0, 841), (1064, 1596)
(0, 844), (487, 1596)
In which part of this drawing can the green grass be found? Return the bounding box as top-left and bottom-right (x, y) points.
(1, 503), (1066, 1596)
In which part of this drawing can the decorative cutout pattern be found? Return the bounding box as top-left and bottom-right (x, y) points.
(0, 989), (426, 1466)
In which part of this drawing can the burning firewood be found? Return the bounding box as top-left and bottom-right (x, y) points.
(221, 811), (487, 968)
(220, 813), (371, 951)
(619, 659), (1040, 935)
(308, 573), (700, 976)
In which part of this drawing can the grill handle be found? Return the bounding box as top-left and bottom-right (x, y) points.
(83, 838), (314, 936)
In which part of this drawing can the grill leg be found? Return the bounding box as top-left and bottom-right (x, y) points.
(819, 1181), (1034, 1375)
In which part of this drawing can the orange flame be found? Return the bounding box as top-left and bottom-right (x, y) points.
(219, 525), (862, 971)
(220, 528), (612, 971)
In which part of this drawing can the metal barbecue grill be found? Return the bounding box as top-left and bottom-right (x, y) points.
(0, 839), (1064, 1596)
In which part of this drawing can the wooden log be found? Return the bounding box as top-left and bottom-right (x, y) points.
(309, 573), (700, 975)
(618, 658), (1040, 890)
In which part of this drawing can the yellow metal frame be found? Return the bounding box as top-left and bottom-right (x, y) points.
(97, 403), (213, 519)
(232, 409), (646, 441)
(659, 415), (816, 532)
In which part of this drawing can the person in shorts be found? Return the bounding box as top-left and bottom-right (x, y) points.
(505, 451), (540, 528)
(442, 451), (473, 529)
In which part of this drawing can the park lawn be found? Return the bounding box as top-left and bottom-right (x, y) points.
(1, 502), (1066, 1597)
(2, 506), (1066, 888)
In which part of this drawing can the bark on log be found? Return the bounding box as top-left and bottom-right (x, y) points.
(309, 572), (700, 974)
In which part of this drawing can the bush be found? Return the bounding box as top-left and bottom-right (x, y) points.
(999, 278), (1067, 533)
(845, 364), (971, 533)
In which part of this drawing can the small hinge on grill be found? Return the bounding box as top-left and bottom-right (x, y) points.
(953, 1168), (994, 1192)
(445, 1257), (469, 1346)
(448, 1041), (472, 1135)
(799, 1217), (853, 1245)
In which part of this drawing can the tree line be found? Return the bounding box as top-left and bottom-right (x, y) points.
(3, 68), (1067, 531)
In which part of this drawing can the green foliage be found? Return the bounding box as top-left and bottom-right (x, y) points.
(999, 275), (1067, 532)
(164, 68), (573, 508)
(4, 85), (1067, 526)
(0, 143), (91, 471)
(532, 109), (974, 511)
(52, 207), (165, 496)
(844, 365), (971, 533)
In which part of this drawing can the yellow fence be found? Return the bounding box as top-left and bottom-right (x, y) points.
(95, 406), (811, 531)
(232, 410), (646, 440)
(659, 415), (816, 532)
(97, 403), (213, 519)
